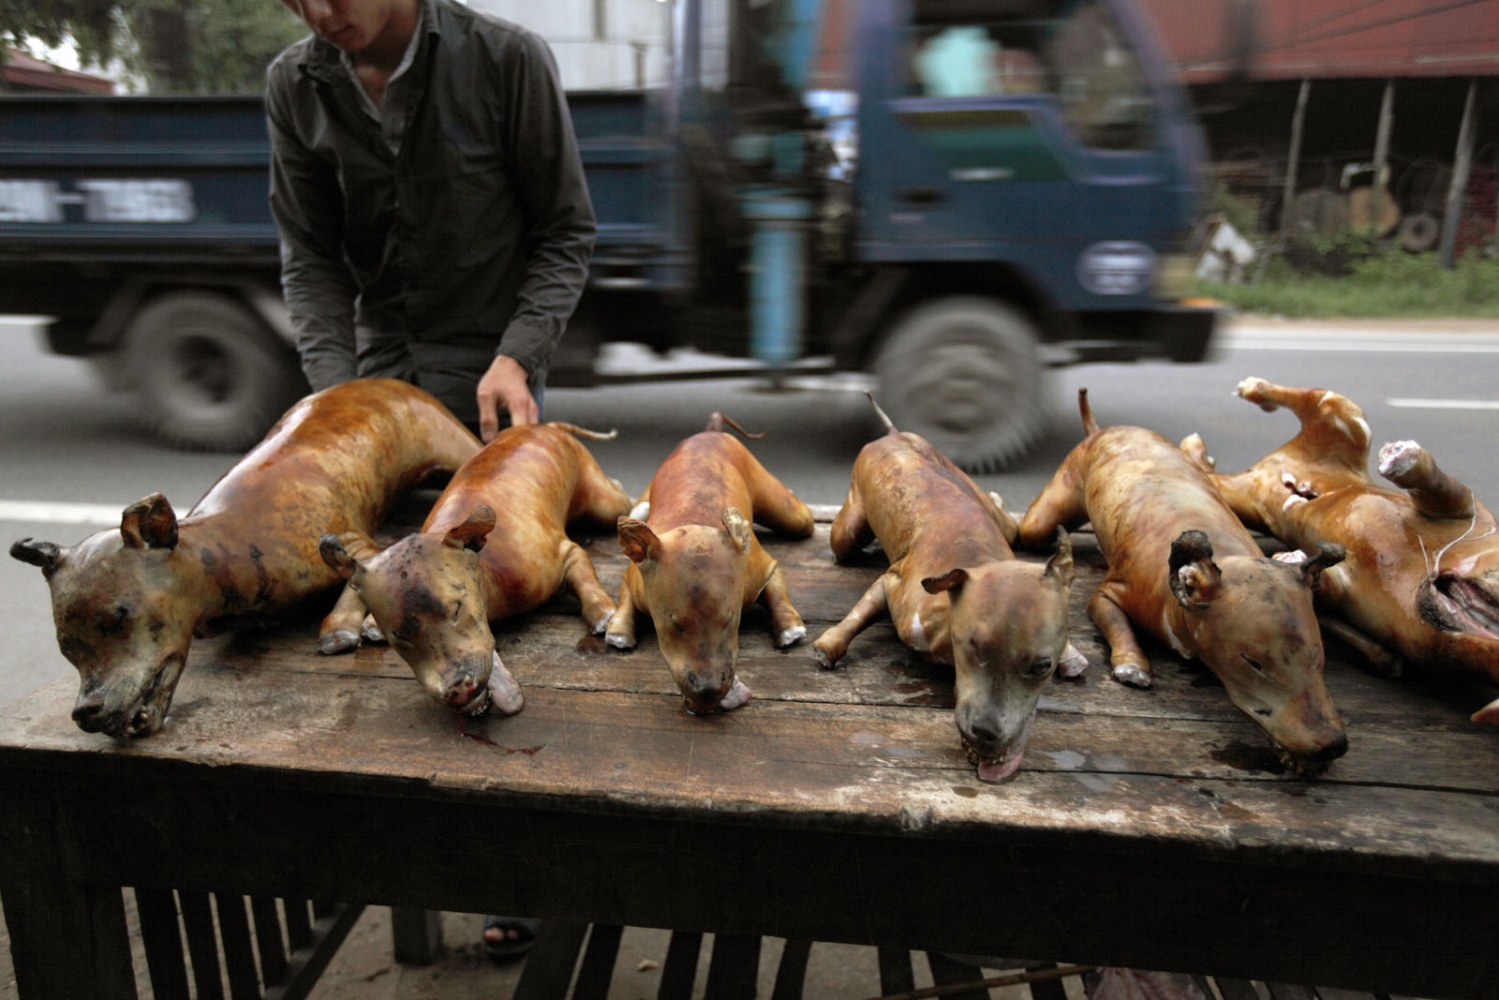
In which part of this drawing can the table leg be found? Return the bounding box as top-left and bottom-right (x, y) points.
(0, 780), (137, 999)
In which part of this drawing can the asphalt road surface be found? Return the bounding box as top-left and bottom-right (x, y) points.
(5, 314), (1499, 710)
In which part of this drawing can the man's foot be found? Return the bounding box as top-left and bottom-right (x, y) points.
(482, 915), (540, 963)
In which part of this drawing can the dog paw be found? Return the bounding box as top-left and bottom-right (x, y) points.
(589, 612), (614, 635)
(1236, 376), (1276, 411)
(360, 614), (385, 645)
(1111, 662), (1153, 688)
(1377, 439), (1421, 480)
(317, 629), (362, 655)
(629, 499), (651, 521)
(720, 677), (754, 711)
(1058, 642), (1089, 678)
(1272, 549), (1308, 566)
(777, 624), (807, 647)
(812, 645), (839, 670)
(605, 631), (636, 651)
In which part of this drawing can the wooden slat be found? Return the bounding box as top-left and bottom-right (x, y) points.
(771, 938), (813, 1000)
(136, 887), (191, 1000)
(658, 930), (705, 1000)
(250, 896), (288, 987)
(573, 924), (625, 1000)
(513, 920), (588, 1000)
(178, 890), (226, 1000)
(1215, 979), (1263, 1000)
(262, 901), (365, 1000)
(704, 933), (762, 1000)
(282, 898), (313, 951)
(878, 948), (916, 995)
(390, 907), (442, 965)
(213, 893), (262, 1000)
(925, 951), (988, 1000)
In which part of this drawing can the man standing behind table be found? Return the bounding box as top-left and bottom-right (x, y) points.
(266, 0), (595, 441)
(266, 0), (596, 960)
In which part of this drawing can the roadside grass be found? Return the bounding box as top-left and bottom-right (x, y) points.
(1192, 231), (1499, 319)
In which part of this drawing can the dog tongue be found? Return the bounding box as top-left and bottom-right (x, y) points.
(977, 754), (1023, 784)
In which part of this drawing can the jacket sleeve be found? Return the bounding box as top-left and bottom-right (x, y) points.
(493, 30), (597, 378)
(265, 61), (362, 391)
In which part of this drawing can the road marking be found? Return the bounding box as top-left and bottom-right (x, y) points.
(0, 500), (122, 526)
(1387, 398), (1499, 410)
(1225, 336), (1499, 353)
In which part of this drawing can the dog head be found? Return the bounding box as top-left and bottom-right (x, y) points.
(618, 508), (755, 715)
(1168, 530), (1349, 774)
(321, 506), (519, 715)
(925, 529), (1075, 783)
(11, 494), (198, 738)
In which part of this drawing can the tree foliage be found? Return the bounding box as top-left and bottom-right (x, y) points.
(0, 0), (308, 94)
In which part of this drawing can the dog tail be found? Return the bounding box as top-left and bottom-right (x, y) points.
(1078, 388), (1100, 437)
(547, 421), (619, 441)
(706, 412), (767, 440)
(864, 391), (898, 434)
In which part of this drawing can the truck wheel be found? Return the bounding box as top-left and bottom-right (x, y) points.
(872, 297), (1048, 473)
(123, 291), (308, 452)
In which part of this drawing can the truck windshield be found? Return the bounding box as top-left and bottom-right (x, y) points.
(906, 0), (1155, 151)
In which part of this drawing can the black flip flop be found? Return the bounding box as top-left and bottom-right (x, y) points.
(482, 914), (540, 962)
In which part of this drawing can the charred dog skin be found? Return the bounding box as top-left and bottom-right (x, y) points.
(813, 395), (1082, 784)
(318, 422), (632, 717)
(1017, 389), (1349, 775)
(10, 379), (481, 739)
(606, 413), (815, 714)
(1187, 377), (1499, 724)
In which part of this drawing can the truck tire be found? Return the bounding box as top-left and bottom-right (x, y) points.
(871, 297), (1048, 473)
(123, 291), (309, 452)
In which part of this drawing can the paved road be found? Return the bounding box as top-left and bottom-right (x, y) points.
(5, 315), (1499, 709)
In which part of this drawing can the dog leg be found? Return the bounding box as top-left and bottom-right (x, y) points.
(758, 564), (807, 647)
(558, 539), (618, 634)
(1236, 377), (1370, 474)
(742, 455), (816, 538)
(1088, 586), (1154, 688)
(605, 584), (640, 650)
(829, 487), (873, 562)
(318, 530), (385, 654)
(1378, 440), (1477, 521)
(1016, 468), (1088, 551)
(812, 574), (892, 668)
(1317, 616), (1404, 679)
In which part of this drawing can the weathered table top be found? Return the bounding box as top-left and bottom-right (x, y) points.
(2, 520), (1497, 998)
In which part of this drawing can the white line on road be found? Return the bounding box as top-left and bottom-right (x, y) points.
(1387, 398), (1499, 410)
(0, 500), (123, 526)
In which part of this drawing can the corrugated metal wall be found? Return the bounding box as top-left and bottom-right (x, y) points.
(1143, 0), (1499, 82)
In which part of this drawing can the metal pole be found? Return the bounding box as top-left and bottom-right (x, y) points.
(1440, 78), (1478, 269)
(1370, 78), (1394, 235)
(1279, 79), (1311, 238)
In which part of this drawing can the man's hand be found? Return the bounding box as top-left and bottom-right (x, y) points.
(476, 354), (537, 441)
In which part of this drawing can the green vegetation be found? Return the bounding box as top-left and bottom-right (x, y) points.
(1194, 245), (1499, 319)
(1194, 183), (1499, 319)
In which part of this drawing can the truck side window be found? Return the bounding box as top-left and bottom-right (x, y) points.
(1047, 1), (1155, 150)
(909, 24), (1048, 98)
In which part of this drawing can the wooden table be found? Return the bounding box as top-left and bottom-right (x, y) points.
(2, 521), (1497, 999)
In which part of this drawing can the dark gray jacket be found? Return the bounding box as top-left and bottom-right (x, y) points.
(266, 0), (596, 423)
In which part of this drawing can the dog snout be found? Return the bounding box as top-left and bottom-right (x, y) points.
(444, 674), (480, 706)
(71, 692), (107, 732)
(681, 668), (731, 713)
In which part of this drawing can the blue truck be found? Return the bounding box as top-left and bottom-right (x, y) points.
(0, 0), (1217, 469)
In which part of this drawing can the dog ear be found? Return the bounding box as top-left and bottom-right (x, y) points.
(1299, 541), (1346, 590)
(10, 538), (62, 574)
(922, 568), (969, 596)
(1169, 529), (1221, 609)
(1043, 526), (1074, 587)
(617, 517), (660, 565)
(120, 493), (178, 551)
(721, 507), (753, 553)
(446, 505), (497, 553)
